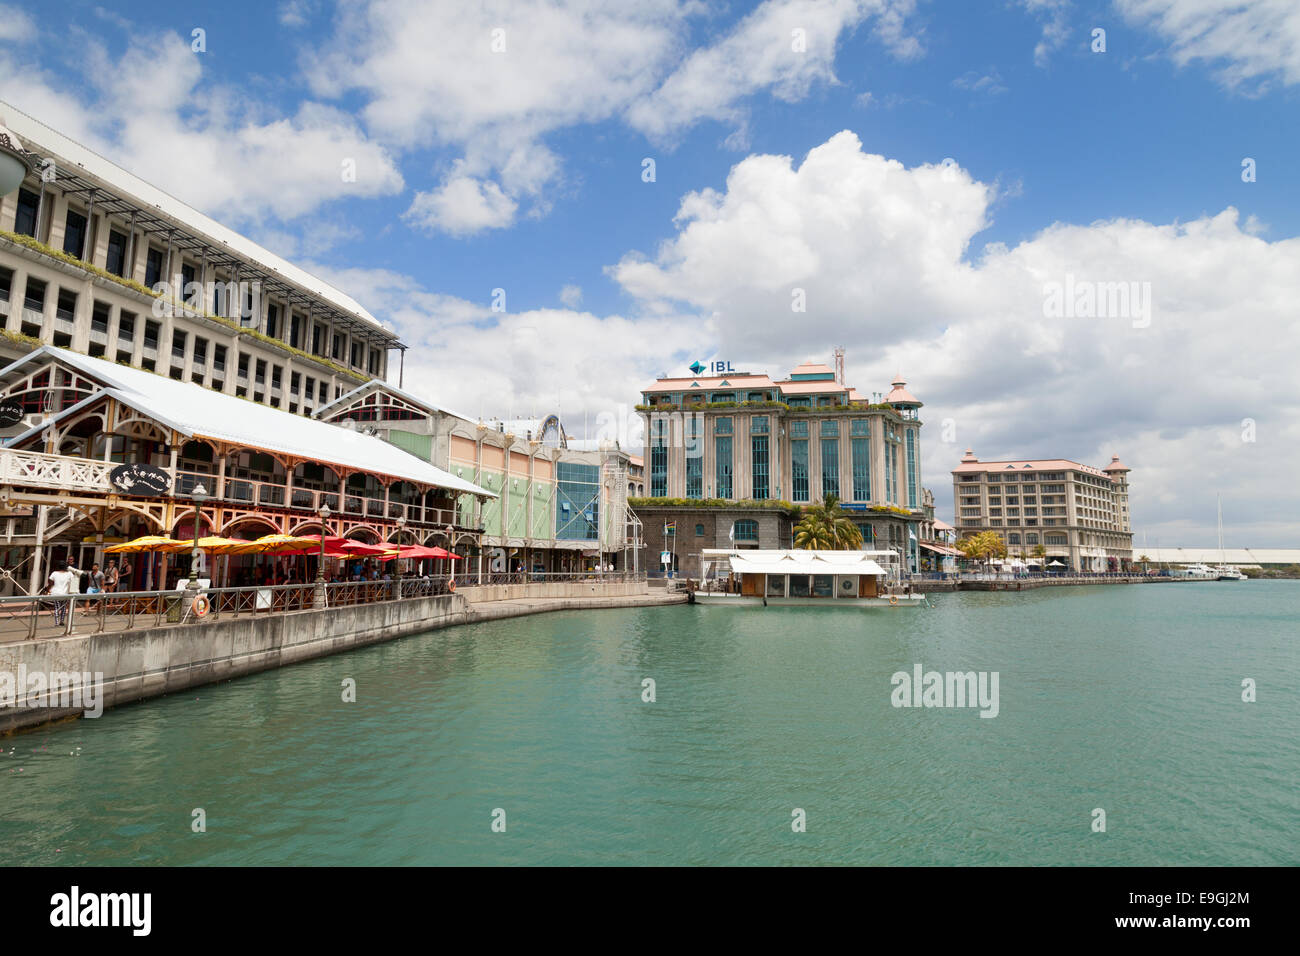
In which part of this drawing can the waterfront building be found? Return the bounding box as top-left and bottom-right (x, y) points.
(951, 449), (1133, 571)
(0, 346), (491, 594)
(635, 359), (926, 578)
(0, 104), (400, 412)
(917, 487), (961, 572)
(314, 382), (641, 573)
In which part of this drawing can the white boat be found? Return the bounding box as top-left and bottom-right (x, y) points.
(1173, 563), (1218, 580)
(692, 548), (926, 608)
(1212, 496), (1246, 581)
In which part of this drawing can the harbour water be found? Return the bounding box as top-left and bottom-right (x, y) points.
(2, 582), (1296, 866)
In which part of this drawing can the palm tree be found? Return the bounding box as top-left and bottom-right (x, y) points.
(957, 530), (1006, 570)
(1032, 543), (1046, 568)
(793, 494), (864, 549)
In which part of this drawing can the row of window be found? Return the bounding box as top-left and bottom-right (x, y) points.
(10, 189), (383, 377)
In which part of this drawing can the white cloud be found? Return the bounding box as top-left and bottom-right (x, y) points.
(0, 29), (403, 225)
(303, 263), (704, 436)
(952, 68), (1008, 94)
(559, 284), (583, 308)
(608, 131), (1300, 544)
(0, 4), (36, 42)
(1118, 0), (1300, 90)
(404, 173), (519, 237)
(1019, 0), (1072, 67)
(308, 0), (923, 234)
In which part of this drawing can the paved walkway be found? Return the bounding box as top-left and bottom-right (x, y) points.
(468, 592), (688, 623)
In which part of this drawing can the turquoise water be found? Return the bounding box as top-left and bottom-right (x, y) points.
(2, 582), (1297, 866)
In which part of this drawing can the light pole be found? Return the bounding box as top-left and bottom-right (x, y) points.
(394, 516), (407, 596)
(314, 503), (331, 609)
(444, 524), (454, 581)
(187, 483), (208, 589)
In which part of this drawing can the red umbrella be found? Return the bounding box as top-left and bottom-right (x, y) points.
(330, 541), (394, 556)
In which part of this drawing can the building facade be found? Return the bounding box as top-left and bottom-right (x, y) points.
(0, 105), (400, 416)
(315, 382), (640, 573)
(635, 359), (926, 578)
(951, 449), (1133, 571)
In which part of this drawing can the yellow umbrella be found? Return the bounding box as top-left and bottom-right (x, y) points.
(192, 536), (251, 554)
(103, 535), (188, 554)
(228, 534), (321, 555)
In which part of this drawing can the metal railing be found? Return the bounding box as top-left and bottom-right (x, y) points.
(1, 571), (647, 641)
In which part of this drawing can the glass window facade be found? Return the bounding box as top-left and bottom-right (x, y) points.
(750, 416), (769, 435)
(820, 438), (839, 500)
(685, 416), (702, 498)
(790, 420), (808, 438)
(556, 462), (600, 540)
(906, 430), (918, 509)
(714, 417), (732, 435)
(734, 519), (758, 541)
(820, 419), (840, 438)
(715, 435), (732, 499)
(850, 419), (870, 436)
(791, 439), (809, 502)
(650, 419), (667, 497)
(751, 435), (769, 499)
(852, 438), (871, 501)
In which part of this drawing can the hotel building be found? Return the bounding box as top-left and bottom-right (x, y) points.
(951, 449), (1133, 571)
(636, 359), (927, 578)
(0, 104), (399, 414)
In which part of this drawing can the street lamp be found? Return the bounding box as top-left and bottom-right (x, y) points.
(187, 483), (208, 588)
(0, 120), (33, 196)
(314, 503), (331, 608)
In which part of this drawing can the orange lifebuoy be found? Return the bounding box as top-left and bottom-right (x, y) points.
(889, 594), (898, 607)
(448, 579), (456, 593)
(193, 594), (210, 617)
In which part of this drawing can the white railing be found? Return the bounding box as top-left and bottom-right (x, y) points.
(0, 448), (115, 494)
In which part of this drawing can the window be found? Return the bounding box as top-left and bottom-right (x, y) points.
(193, 337), (207, 366)
(714, 417), (732, 436)
(171, 329), (187, 361)
(695, 523), (705, 537)
(369, 351), (380, 375)
(319, 382), (328, 403)
(790, 420), (808, 438)
(271, 366), (282, 390)
(14, 188), (40, 238)
(237, 355), (249, 379)
(0, 266), (11, 302)
(850, 419), (870, 436)
(556, 461), (600, 541)
(145, 248), (164, 288)
(23, 277), (45, 313)
(266, 304), (280, 339)
(1008, 533), (1022, 545)
(685, 417), (702, 498)
(750, 415), (769, 435)
(182, 263), (196, 303)
(906, 430), (918, 509)
(821, 437), (839, 499)
(213, 344), (227, 373)
(650, 418), (668, 497)
(290, 372), (301, 394)
(751, 434), (769, 499)
(852, 438), (870, 500)
(820, 419), (839, 438)
(351, 342), (362, 368)
(62, 208), (88, 258)
(118, 311), (135, 342)
(255, 359), (266, 384)
(734, 519), (758, 542)
(714, 435), (732, 499)
(290, 312), (301, 349)
(791, 439), (809, 502)
(55, 289), (76, 321)
(143, 320), (160, 350)
(332, 333), (343, 360)
(311, 324), (322, 355)
(106, 230), (128, 277)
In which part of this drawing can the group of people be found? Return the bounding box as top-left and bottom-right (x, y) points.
(43, 558), (131, 625)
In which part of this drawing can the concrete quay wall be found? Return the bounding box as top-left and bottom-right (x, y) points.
(1, 584), (676, 734)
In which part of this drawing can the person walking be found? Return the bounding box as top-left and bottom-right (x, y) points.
(88, 563), (105, 594)
(47, 560), (78, 627)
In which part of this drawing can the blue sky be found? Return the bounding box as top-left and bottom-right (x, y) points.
(3, 0), (1299, 545)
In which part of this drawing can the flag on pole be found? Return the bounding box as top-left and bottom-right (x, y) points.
(728, 521), (735, 544)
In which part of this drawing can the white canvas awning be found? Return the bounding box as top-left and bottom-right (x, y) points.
(729, 553), (886, 576)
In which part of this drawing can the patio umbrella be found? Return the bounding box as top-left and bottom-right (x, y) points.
(104, 535), (188, 553)
(228, 534), (322, 556)
(329, 541), (394, 556)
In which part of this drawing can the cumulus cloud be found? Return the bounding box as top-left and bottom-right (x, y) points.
(559, 284), (583, 308)
(608, 132), (1300, 544)
(1118, 0), (1300, 91)
(0, 28), (403, 225)
(308, 0), (923, 234)
(1019, 0), (1072, 67)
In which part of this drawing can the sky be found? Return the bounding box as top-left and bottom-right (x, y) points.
(2, 0), (1297, 547)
